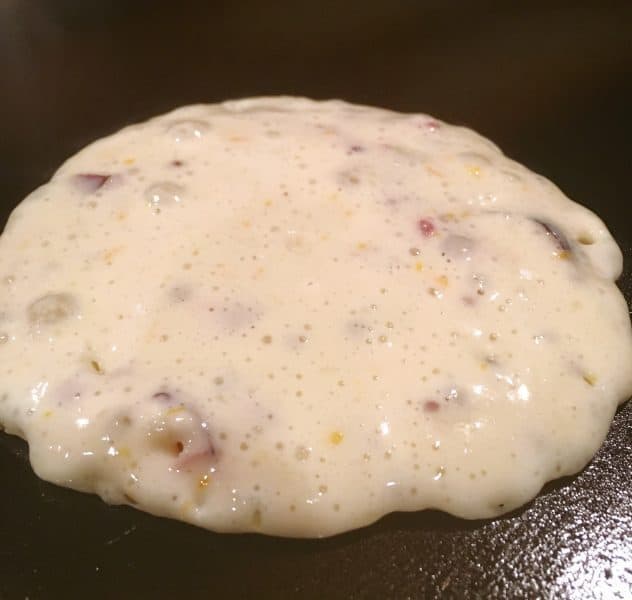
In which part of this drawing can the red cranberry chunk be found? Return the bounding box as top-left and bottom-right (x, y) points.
(532, 218), (571, 252)
(418, 218), (436, 237)
(73, 173), (111, 193)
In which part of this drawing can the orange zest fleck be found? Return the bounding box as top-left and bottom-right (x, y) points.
(329, 431), (344, 445)
(436, 275), (449, 287)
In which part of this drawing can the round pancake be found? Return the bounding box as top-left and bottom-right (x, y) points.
(0, 97), (630, 537)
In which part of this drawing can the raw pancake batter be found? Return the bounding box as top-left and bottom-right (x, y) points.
(0, 97), (630, 537)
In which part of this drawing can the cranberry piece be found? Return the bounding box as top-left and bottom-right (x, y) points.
(418, 218), (436, 237)
(176, 444), (216, 469)
(533, 219), (571, 252)
(73, 173), (111, 192)
(424, 400), (440, 412)
(347, 145), (365, 154)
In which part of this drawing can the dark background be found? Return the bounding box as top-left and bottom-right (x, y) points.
(0, 1), (631, 598)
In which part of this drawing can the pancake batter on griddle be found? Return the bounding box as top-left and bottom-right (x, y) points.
(0, 97), (630, 537)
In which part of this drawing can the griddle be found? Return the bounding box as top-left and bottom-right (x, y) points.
(1, 2), (631, 598)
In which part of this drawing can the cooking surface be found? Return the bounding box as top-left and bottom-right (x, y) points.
(1, 1), (631, 597)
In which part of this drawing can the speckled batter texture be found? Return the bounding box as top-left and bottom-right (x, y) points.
(0, 97), (630, 537)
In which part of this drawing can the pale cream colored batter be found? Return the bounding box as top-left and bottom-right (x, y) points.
(0, 97), (630, 537)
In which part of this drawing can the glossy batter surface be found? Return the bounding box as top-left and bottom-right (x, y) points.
(0, 97), (630, 537)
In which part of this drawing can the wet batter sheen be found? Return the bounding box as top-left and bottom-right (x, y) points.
(0, 97), (631, 537)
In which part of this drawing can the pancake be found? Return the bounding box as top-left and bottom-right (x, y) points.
(0, 97), (630, 537)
